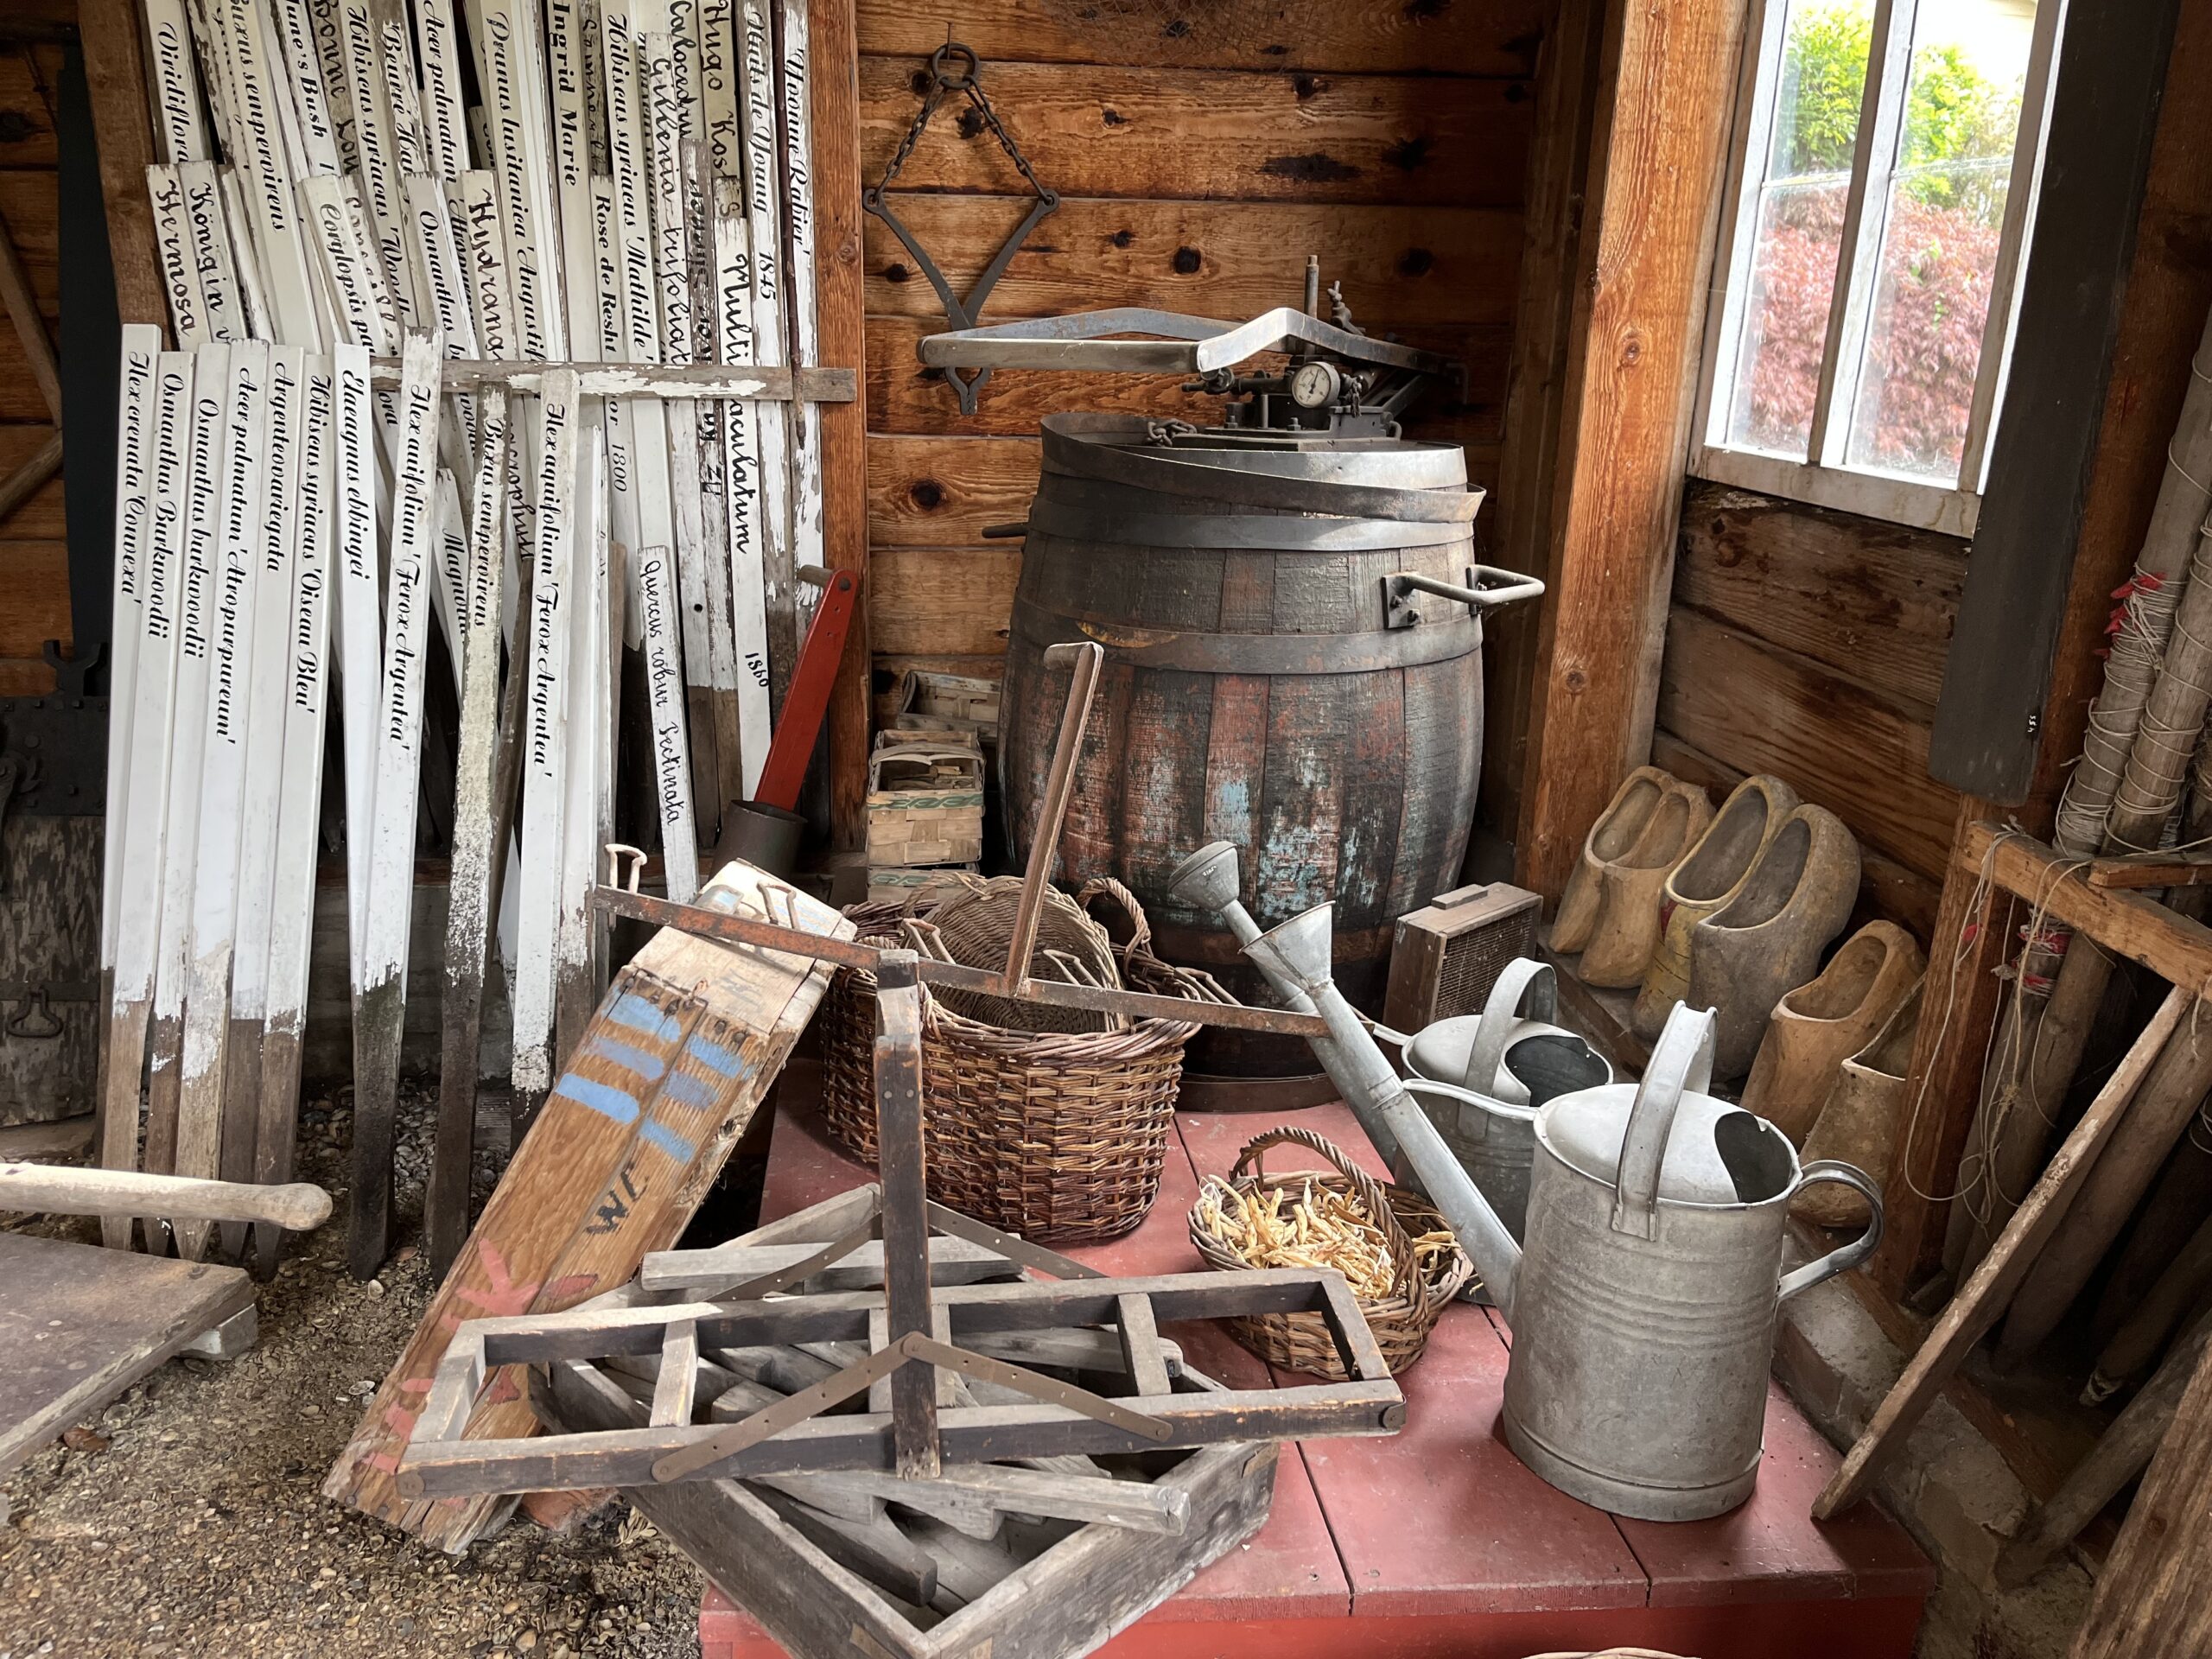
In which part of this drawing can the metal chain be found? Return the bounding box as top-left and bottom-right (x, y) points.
(871, 44), (1056, 208)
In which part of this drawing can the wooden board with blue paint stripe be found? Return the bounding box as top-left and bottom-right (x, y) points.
(324, 858), (852, 1546)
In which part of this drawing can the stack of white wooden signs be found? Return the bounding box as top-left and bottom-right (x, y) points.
(97, 0), (838, 1280)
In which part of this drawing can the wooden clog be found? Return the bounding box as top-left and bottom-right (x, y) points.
(1741, 921), (1924, 1143)
(1686, 804), (1862, 1077)
(1794, 979), (1924, 1229)
(1551, 766), (1675, 954)
(1576, 782), (1715, 988)
(1631, 774), (1799, 1038)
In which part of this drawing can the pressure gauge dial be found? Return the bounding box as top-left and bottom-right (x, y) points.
(1288, 360), (1342, 410)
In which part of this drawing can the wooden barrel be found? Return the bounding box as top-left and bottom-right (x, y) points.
(1001, 413), (1489, 1080)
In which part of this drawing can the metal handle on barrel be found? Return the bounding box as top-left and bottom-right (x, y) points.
(1386, 565), (1547, 616)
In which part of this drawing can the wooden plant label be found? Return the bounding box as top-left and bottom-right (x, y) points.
(512, 368), (584, 1098)
(636, 546), (699, 900)
(350, 331), (447, 1276)
(332, 343), (383, 979)
(102, 330), (163, 978)
(737, 0), (792, 707)
(175, 339), (270, 1258)
(713, 178), (771, 792)
(147, 166), (212, 349)
(256, 353), (338, 1263)
(176, 161), (244, 342)
(147, 345), (228, 1207)
(143, 0), (211, 164)
(97, 340), (183, 1250)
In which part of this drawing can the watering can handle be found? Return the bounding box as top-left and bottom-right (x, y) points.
(1777, 1160), (1885, 1300)
(1460, 957), (1558, 1092)
(1610, 1005), (1718, 1241)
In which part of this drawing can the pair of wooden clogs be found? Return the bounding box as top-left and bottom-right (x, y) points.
(1556, 768), (1863, 1077)
(1741, 925), (1926, 1228)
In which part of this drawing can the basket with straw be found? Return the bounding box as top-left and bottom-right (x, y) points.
(1190, 1126), (1472, 1379)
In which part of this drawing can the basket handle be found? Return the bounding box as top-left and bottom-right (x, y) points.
(1075, 875), (1154, 957)
(1229, 1125), (1420, 1293)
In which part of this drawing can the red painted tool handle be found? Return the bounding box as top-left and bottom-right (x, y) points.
(753, 569), (861, 812)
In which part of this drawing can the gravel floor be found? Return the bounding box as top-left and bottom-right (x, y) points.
(0, 1087), (710, 1659)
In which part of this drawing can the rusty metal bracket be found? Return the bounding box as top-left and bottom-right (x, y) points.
(864, 43), (1059, 415)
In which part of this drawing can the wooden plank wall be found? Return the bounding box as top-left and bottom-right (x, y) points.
(853, 0), (1548, 715)
(1651, 479), (1964, 939)
(0, 40), (68, 694)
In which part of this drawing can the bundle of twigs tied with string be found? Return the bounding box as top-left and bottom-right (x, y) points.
(816, 874), (1230, 1243)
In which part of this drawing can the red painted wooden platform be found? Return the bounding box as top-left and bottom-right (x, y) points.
(698, 1077), (1931, 1659)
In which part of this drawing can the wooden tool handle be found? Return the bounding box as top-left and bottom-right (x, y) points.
(0, 1163), (334, 1231)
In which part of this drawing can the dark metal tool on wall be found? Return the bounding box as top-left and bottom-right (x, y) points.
(863, 42), (1059, 415)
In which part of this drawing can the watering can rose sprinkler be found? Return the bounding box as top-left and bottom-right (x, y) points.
(1166, 841), (1887, 1522)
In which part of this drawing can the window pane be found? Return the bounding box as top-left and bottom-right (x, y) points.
(1721, 0), (1872, 460)
(1843, 0), (2036, 482)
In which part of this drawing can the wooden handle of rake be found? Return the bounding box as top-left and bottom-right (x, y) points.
(1, 1163), (334, 1232)
(1003, 640), (1103, 990)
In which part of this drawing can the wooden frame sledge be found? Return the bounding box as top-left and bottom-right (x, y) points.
(395, 960), (1402, 1502)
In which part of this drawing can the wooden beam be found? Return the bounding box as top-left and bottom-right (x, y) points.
(1961, 821), (2212, 994)
(1818, 984), (2190, 1517)
(72, 0), (165, 335)
(1478, 0), (1605, 851)
(810, 0), (868, 849)
(0, 210), (61, 424)
(1512, 0), (1752, 903)
(2068, 1300), (2212, 1656)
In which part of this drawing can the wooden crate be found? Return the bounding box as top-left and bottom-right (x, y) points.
(866, 863), (980, 906)
(543, 1357), (1279, 1659)
(867, 736), (986, 868)
(897, 669), (1000, 744)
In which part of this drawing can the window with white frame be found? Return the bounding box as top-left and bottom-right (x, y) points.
(1692, 0), (2064, 537)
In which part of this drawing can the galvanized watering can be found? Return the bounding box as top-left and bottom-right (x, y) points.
(1383, 958), (1613, 1242)
(1169, 841), (1883, 1523)
(1501, 1004), (1882, 1520)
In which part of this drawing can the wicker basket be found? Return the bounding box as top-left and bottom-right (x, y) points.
(1190, 1126), (1473, 1380)
(817, 879), (1221, 1243)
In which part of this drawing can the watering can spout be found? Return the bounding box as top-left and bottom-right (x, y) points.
(1166, 840), (1249, 930)
(1241, 903), (1525, 1313)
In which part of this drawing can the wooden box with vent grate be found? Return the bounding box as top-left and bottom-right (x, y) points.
(1382, 882), (1543, 1034)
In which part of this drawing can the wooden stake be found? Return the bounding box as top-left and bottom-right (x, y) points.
(349, 330), (446, 1279)
(255, 353), (339, 1276)
(145, 346), (227, 1248)
(221, 344), (307, 1262)
(736, 0), (791, 722)
(511, 367), (583, 1110)
(331, 344), (382, 982)
(430, 386), (512, 1276)
(712, 179), (771, 791)
(637, 545), (699, 899)
(146, 166), (213, 348)
(175, 339), (270, 1261)
(99, 341), (184, 1252)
